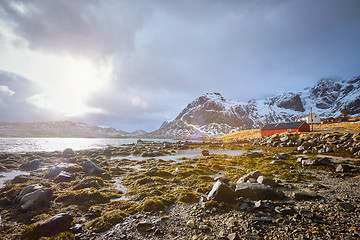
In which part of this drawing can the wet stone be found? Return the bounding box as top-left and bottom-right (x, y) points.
(27, 213), (73, 238)
(82, 160), (105, 174)
(55, 171), (73, 182)
(63, 148), (75, 157)
(19, 160), (40, 171)
(45, 166), (63, 178)
(19, 188), (53, 212)
(18, 184), (43, 199)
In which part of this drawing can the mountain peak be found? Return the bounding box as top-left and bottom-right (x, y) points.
(147, 75), (360, 139)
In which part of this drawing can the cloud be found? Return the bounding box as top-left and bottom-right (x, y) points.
(0, 0), (359, 131)
(0, 85), (15, 96)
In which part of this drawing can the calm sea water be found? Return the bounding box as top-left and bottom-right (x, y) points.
(0, 138), (179, 153)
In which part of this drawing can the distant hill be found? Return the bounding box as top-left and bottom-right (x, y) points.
(146, 76), (360, 139)
(0, 121), (148, 138)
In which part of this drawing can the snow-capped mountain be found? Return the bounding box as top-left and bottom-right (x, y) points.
(147, 76), (360, 139)
(0, 121), (147, 138)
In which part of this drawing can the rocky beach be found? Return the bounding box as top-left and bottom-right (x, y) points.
(0, 132), (359, 239)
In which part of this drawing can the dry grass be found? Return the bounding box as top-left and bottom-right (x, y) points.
(216, 129), (261, 141)
(314, 121), (360, 131)
(216, 120), (360, 141)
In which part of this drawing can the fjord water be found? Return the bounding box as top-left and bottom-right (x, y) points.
(0, 138), (178, 153)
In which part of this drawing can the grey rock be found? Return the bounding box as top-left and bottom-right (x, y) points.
(257, 176), (277, 188)
(292, 191), (321, 200)
(34, 213), (73, 237)
(19, 188), (53, 212)
(301, 159), (317, 166)
(45, 166), (63, 178)
(82, 161), (105, 174)
(235, 183), (285, 200)
(214, 175), (230, 184)
(207, 180), (237, 203)
(18, 184), (43, 199)
(63, 148), (75, 157)
(237, 170), (263, 184)
(19, 160), (40, 171)
(55, 171), (73, 182)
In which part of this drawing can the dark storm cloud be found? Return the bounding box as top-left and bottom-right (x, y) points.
(1, 0), (360, 131)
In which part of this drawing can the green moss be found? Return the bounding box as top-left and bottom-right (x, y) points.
(55, 188), (109, 209)
(178, 191), (200, 203)
(140, 198), (165, 212)
(86, 210), (125, 233)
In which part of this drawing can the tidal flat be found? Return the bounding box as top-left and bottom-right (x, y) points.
(0, 135), (360, 239)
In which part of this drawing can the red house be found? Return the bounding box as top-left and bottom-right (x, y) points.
(321, 117), (336, 124)
(261, 122), (310, 137)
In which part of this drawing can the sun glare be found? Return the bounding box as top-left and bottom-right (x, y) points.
(0, 39), (113, 117)
(26, 56), (113, 117)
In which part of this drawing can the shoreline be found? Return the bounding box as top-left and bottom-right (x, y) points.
(0, 133), (359, 239)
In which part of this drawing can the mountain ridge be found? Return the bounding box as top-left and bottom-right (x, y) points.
(0, 120), (148, 138)
(146, 76), (360, 139)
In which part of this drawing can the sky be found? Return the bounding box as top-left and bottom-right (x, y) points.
(0, 0), (359, 132)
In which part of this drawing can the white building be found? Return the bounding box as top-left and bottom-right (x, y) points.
(298, 113), (321, 124)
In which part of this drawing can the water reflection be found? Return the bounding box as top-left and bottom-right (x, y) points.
(111, 149), (249, 162)
(0, 170), (30, 188)
(0, 138), (177, 153)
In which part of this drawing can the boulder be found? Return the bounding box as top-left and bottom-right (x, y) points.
(55, 171), (73, 182)
(45, 166), (63, 178)
(214, 175), (230, 184)
(237, 170), (263, 184)
(235, 183), (284, 200)
(19, 160), (40, 171)
(292, 191), (321, 200)
(26, 213), (73, 238)
(103, 148), (112, 156)
(257, 176), (277, 188)
(19, 188), (53, 212)
(207, 180), (237, 203)
(63, 148), (75, 157)
(18, 184), (43, 199)
(82, 161), (105, 174)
